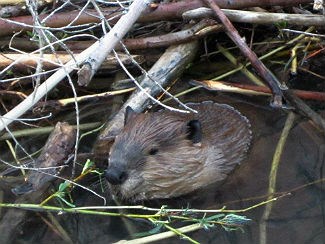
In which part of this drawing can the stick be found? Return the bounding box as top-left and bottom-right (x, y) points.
(192, 80), (325, 101)
(0, 0), (153, 132)
(183, 8), (325, 27)
(259, 112), (296, 244)
(201, 0), (285, 106)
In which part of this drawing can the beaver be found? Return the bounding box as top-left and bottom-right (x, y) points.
(104, 101), (252, 201)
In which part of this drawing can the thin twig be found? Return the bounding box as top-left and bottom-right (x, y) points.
(0, 122), (102, 140)
(259, 112), (296, 244)
(201, 0), (285, 106)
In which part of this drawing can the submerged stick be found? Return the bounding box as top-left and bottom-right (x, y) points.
(0, 122), (76, 243)
(12, 122), (76, 195)
(0, 122), (100, 140)
(259, 112), (296, 244)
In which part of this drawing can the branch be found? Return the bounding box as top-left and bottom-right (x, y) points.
(201, 0), (285, 106)
(77, 0), (153, 84)
(0, 52), (145, 70)
(0, 0), (153, 132)
(192, 80), (325, 101)
(183, 8), (325, 26)
(0, 0), (313, 37)
(0, 20), (222, 51)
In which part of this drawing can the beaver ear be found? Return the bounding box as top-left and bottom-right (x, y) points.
(124, 106), (138, 126)
(187, 120), (202, 144)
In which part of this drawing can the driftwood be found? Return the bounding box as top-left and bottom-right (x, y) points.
(12, 122), (76, 194)
(0, 122), (76, 243)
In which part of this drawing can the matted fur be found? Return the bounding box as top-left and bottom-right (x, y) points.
(107, 101), (252, 201)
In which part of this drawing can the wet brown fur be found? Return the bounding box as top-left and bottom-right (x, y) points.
(108, 101), (252, 201)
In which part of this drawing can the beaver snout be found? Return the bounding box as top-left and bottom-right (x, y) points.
(104, 166), (128, 185)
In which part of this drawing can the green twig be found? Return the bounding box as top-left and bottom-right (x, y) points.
(0, 203), (160, 218)
(0, 198), (274, 243)
(211, 27), (314, 81)
(259, 112), (296, 244)
(0, 122), (102, 140)
(217, 44), (264, 86)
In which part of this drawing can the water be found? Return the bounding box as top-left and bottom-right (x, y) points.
(1, 95), (325, 244)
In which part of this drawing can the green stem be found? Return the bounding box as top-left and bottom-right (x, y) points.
(259, 112), (296, 244)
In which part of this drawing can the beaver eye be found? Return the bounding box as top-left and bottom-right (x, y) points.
(149, 148), (158, 155)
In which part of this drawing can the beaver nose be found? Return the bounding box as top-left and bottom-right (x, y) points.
(104, 167), (128, 185)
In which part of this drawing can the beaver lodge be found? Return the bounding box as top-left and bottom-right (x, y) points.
(0, 0), (324, 243)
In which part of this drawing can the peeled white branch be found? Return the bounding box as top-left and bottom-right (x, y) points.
(183, 8), (325, 26)
(0, 0), (153, 132)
